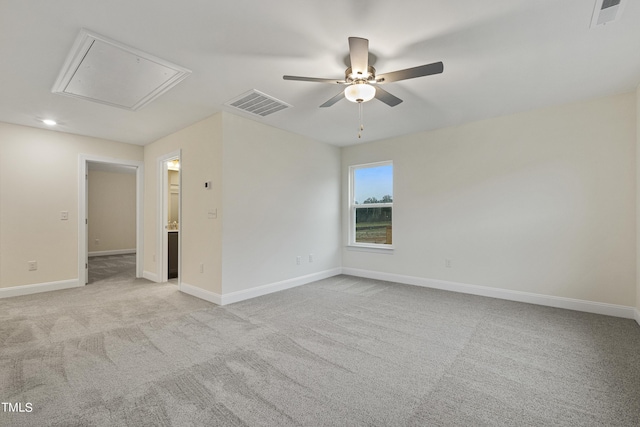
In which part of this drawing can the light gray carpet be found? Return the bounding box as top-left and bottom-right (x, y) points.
(88, 254), (137, 284)
(1, 273), (639, 426)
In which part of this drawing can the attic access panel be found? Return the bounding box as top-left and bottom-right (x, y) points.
(52, 29), (191, 111)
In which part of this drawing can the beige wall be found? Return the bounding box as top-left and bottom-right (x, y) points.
(143, 114), (223, 293)
(88, 170), (136, 254)
(0, 122), (143, 289)
(1, 91), (637, 310)
(143, 112), (341, 297)
(342, 92), (636, 306)
(220, 113), (342, 294)
(637, 84), (640, 312)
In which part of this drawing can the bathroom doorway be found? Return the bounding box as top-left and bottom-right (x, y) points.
(166, 158), (180, 281)
(157, 150), (181, 284)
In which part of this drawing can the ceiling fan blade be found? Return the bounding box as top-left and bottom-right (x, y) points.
(374, 86), (403, 107)
(348, 37), (369, 76)
(283, 75), (345, 84)
(320, 91), (345, 108)
(377, 61), (444, 83)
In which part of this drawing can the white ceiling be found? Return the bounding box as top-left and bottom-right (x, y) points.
(1, 0), (639, 147)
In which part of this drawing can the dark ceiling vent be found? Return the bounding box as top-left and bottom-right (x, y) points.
(225, 90), (291, 117)
(591, 0), (626, 28)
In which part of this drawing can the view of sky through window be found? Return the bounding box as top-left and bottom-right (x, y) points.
(354, 164), (393, 204)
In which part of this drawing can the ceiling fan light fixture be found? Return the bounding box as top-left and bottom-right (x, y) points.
(344, 83), (376, 103)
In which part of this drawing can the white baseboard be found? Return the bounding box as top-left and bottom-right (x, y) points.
(0, 279), (80, 299)
(143, 270), (159, 283)
(341, 268), (636, 320)
(180, 268), (342, 306)
(635, 308), (640, 327)
(89, 249), (136, 257)
(220, 268), (342, 305)
(180, 282), (222, 305)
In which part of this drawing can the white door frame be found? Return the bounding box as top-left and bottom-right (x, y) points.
(157, 150), (181, 284)
(78, 154), (144, 285)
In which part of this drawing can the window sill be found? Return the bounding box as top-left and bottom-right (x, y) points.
(346, 244), (394, 254)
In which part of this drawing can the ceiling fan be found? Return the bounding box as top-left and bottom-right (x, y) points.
(283, 37), (444, 108)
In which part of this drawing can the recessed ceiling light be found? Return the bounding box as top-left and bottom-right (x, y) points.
(42, 119), (57, 126)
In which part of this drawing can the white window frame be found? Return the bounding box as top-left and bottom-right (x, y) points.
(348, 161), (394, 251)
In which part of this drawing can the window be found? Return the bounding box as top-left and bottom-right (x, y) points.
(349, 161), (393, 247)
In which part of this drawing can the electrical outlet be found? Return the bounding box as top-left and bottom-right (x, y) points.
(28, 261), (37, 271)
(60, 211), (68, 220)
(296, 256), (301, 265)
(95, 239), (100, 245)
(445, 259), (452, 268)
(309, 254), (314, 263)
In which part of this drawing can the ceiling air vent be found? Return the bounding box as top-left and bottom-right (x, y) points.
(52, 29), (191, 111)
(225, 90), (291, 117)
(590, 0), (627, 28)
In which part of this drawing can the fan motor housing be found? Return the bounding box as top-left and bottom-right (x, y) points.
(346, 66), (376, 83)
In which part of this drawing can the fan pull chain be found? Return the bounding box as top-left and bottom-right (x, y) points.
(358, 102), (364, 138)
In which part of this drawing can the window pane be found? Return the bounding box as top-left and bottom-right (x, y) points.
(355, 207), (392, 244)
(354, 164), (393, 205)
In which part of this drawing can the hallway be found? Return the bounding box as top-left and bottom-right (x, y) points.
(88, 254), (136, 284)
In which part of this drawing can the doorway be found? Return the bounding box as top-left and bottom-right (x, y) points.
(87, 161), (137, 284)
(78, 155), (144, 286)
(157, 150), (181, 284)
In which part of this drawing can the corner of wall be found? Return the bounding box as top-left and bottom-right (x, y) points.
(0, 122), (143, 291)
(219, 112), (342, 297)
(143, 113), (224, 295)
